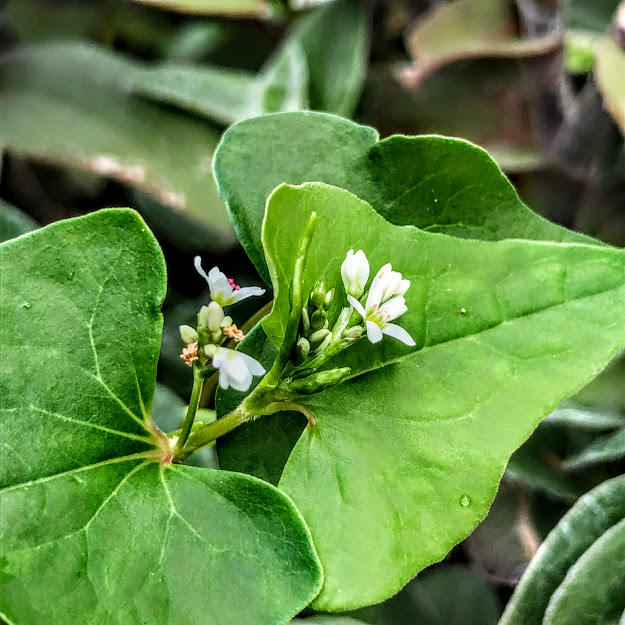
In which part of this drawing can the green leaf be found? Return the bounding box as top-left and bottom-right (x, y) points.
(214, 112), (598, 284)
(543, 517), (625, 625)
(595, 34), (625, 134)
(291, 618), (370, 625)
(290, 0), (368, 116)
(545, 400), (625, 430)
(0, 210), (322, 625)
(499, 475), (625, 625)
(0, 199), (38, 244)
(564, 427), (625, 469)
(128, 0), (270, 17)
(0, 42), (234, 241)
(403, 0), (560, 86)
(133, 40), (308, 126)
(258, 182), (625, 610)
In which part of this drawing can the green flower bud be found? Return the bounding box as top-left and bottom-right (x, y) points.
(311, 281), (327, 309)
(296, 337), (310, 360)
(310, 309), (328, 332)
(288, 367), (351, 395)
(204, 344), (217, 358)
(309, 328), (331, 345)
(198, 305), (210, 328)
(324, 289), (334, 308)
(179, 324), (199, 344)
(343, 325), (364, 340)
(301, 307), (311, 335)
(315, 332), (332, 354)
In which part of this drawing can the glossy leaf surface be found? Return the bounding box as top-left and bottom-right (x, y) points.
(0, 210), (322, 625)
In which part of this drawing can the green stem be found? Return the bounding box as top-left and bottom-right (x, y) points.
(173, 364), (205, 454)
(256, 212), (317, 393)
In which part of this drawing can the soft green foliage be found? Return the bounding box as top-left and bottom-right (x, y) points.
(216, 182), (625, 610)
(543, 517), (625, 625)
(290, 0), (368, 116)
(0, 42), (233, 239)
(0, 199), (38, 243)
(564, 0), (621, 32)
(564, 427), (625, 469)
(129, 0), (269, 17)
(214, 112), (597, 284)
(133, 40), (308, 126)
(0, 210), (322, 625)
(500, 475), (625, 625)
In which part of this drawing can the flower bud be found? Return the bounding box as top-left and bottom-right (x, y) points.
(301, 307), (311, 335)
(204, 344), (217, 358)
(206, 301), (225, 332)
(324, 289), (334, 308)
(341, 249), (369, 298)
(315, 332), (332, 354)
(309, 328), (331, 345)
(288, 367), (351, 395)
(343, 325), (364, 340)
(198, 305), (210, 328)
(296, 337), (310, 360)
(310, 309), (328, 332)
(179, 325), (199, 344)
(311, 281), (327, 309)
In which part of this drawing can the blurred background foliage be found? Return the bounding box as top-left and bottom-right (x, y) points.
(0, 0), (624, 623)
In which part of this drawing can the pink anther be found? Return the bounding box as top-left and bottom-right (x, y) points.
(227, 277), (241, 290)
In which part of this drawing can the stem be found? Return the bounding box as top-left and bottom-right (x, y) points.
(241, 299), (274, 333)
(173, 364), (205, 454)
(256, 212), (317, 392)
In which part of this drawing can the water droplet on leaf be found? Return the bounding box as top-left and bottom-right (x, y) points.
(67, 271), (75, 280)
(459, 494), (471, 507)
(21, 302), (32, 310)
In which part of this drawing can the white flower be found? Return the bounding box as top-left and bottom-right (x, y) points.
(374, 263), (410, 302)
(205, 345), (266, 392)
(347, 286), (415, 346)
(194, 257), (265, 307)
(341, 249), (370, 298)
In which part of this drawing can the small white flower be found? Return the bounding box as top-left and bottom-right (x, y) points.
(347, 286), (415, 347)
(205, 345), (266, 392)
(374, 263), (411, 302)
(194, 257), (265, 307)
(341, 249), (370, 298)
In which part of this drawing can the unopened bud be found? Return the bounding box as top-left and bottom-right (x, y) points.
(288, 367), (351, 395)
(206, 301), (224, 332)
(204, 344), (217, 358)
(315, 332), (332, 354)
(343, 325), (364, 340)
(179, 325), (199, 344)
(311, 281), (327, 309)
(296, 337), (310, 360)
(221, 315), (233, 328)
(198, 305), (210, 328)
(324, 289), (334, 308)
(309, 328), (331, 345)
(310, 309), (328, 332)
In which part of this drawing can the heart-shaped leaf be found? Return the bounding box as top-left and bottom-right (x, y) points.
(499, 475), (625, 625)
(213, 112), (598, 284)
(0, 209), (322, 625)
(224, 182), (625, 610)
(0, 42), (234, 243)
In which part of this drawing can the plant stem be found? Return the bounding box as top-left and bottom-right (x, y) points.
(173, 364), (205, 454)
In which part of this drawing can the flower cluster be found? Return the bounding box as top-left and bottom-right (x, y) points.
(179, 258), (266, 391)
(342, 254), (414, 346)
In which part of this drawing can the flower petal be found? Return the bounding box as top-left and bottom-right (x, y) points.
(382, 323), (415, 346)
(383, 296), (407, 321)
(366, 320), (383, 343)
(194, 256), (211, 283)
(238, 352), (266, 376)
(347, 294), (366, 318)
(228, 368), (253, 392)
(218, 367), (230, 390)
(229, 286), (266, 304)
(366, 276), (383, 311)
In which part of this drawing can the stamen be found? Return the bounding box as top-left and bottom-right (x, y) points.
(227, 277), (241, 290)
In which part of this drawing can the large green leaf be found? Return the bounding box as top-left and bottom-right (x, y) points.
(290, 0), (368, 117)
(133, 40), (308, 126)
(213, 112), (597, 284)
(0, 210), (322, 625)
(250, 182), (625, 610)
(499, 475), (625, 625)
(543, 517), (625, 625)
(0, 42), (234, 242)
